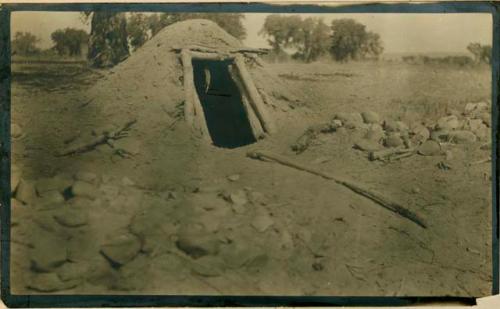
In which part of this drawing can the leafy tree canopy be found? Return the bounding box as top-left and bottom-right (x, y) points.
(330, 18), (384, 62)
(12, 31), (41, 56)
(50, 28), (89, 56)
(467, 42), (491, 64)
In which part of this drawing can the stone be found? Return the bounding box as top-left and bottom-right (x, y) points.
(248, 191), (268, 205)
(334, 112), (363, 129)
(395, 121), (409, 133)
(465, 101), (488, 114)
(11, 165), (22, 194)
(430, 130), (450, 142)
(11, 198), (30, 226)
(227, 174), (240, 182)
(121, 177), (135, 186)
(228, 190), (247, 206)
(53, 208), (89, 227)
(436, 115), (460, 131)
(466, 119), (489, 141)
(32, 213), (60, 233)
(220, 242), (258, 269)
(251, 213), (274, 232)
(27, 273), (79, 292)
(56, 262), (89, 281)
(410, 124), (430, 144)
(364, 124), (385, 141)
(312, 261), (324, 271)
(66, 233), (101, 263)
(167, 191), (177, 200)
(11, 123), (22, 138)
(15, 179), (36, 205)
(383, 120), (399, 132)
(448, 130), (477, 144)
(193, 185), (221, 194)
(480, 142), (491, 150)
(479, 112), (491, 127)
(72, 181), (98, 200)
(100, 233), (141, 267)
(36, 190), (65, 210)
(465, 118), (483, 131)
(36, 176), (73, 195)
(384, 133), (403, 148)
(74, 171), (98, 184)
(353, 139), (382, 152)
(417, 140), (441, 156)
(176, 224), (219, 259)
(447, 108), (461, 117)
(30, 232), (68, 272)
(191, 256), (225, 277)
(361, 111), (380, 124)
(411, 187), (421, 194)
(331, 119), (343, 128)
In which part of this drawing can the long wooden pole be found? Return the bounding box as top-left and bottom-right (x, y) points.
(181, 49), (211, 143)
(234, 55), (276, 134)
(247, 150), (427, 229)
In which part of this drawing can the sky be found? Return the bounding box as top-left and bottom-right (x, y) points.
(11, 12), (493, 54)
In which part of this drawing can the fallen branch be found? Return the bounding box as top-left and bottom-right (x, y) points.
(54, 119), (137, 157)
(247, 150), (427, 229)
(369, 148), (416, 161)
(470, 157), (491, 165)
(291, 123), (338, 154)
(79, 98), (94, 108)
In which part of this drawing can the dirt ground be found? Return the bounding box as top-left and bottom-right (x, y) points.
(9, 57), (493, 296)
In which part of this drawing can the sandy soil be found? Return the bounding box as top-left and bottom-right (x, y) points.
(8, 21), (493, 297)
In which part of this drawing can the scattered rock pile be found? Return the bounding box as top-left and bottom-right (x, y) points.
(10, 167), (152, 292)
(332, 101), (491, 159)
(12, 167), (301, 293)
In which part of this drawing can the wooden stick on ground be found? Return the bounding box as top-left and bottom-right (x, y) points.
(54, 119), (137, 157)
(369, 148), (416, 161)
(247, 150), (427, 229)
(470, 157), (491, 165)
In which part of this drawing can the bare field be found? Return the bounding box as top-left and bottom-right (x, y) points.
(9, 59), (493, 296)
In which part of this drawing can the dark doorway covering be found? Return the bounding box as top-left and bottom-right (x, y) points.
(192, 59), (256, 148)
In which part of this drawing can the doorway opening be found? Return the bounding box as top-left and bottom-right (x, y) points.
(192, 59), (256, 148)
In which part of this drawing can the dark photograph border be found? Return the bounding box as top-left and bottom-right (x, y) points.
(0, 1), (498, 307)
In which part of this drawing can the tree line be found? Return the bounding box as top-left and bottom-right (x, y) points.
(11, 12), (492, 68)
(259, 15), (384, 62)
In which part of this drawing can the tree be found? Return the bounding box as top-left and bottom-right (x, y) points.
(293, 17), (330, 62)
(480, 45), (492, 64)
(330, 18), (383, 62)
(85, 12), (130, 68)
(259, 15), (302, 53)
(50, 28), (89, 56)
(11, 32), (40, 56)
(127, 13), (150, 51)
(467, 42), (482, 63)
(467, 42), (491, 64)
(360, 31), (384, 59)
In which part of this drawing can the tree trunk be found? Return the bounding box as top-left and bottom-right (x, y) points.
(87, 12), (130, 68)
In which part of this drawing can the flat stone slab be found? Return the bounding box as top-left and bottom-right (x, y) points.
(53, 208), (89, 227)
(100, 233), (141, 267)
(72, 181), (99, 200)
(27, 273), (80, 292)
(36, 176), (73, 195)
(30, 232), (68, 272)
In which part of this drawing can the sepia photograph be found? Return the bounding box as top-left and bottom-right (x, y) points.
(2, 1), (497, 302)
